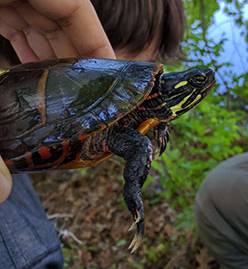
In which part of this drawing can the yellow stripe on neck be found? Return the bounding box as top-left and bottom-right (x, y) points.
(171, 94), (202, 116)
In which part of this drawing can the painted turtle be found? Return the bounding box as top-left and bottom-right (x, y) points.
(0, 58), (215, 252)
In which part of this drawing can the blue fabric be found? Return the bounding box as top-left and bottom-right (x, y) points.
(0, 174), (63, 269)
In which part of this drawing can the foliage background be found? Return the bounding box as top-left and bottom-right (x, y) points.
(160, 0), (248, 220)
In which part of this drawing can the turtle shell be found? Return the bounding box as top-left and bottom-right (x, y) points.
(0, 58), (163, 166)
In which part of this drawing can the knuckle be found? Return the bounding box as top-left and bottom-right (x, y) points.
(56, 17), (72, 28)
(43, 27), (61, 40)
(21, 26), (33, 36)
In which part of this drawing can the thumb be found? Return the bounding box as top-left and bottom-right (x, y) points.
(0, 156), (12, 203)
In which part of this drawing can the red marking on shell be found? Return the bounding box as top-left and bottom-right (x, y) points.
(102, 140), (109, 153)
(79, 134), (88, 141)
(53, 140), (70, 168)
(98, 123), (107, 131)
(25, 152), (34, 167)
(146, 92), (161, 100)
(38, 146), (52, 159)
(23, 140), (70, 170)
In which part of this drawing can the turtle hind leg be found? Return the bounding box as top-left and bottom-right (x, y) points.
(107, 126), (153, 253)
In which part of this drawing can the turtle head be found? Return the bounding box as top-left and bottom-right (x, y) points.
(159, 67), (215, 119)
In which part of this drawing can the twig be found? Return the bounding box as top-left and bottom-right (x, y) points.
(59, 229), (84, 246)
(48, 213), (73, 220)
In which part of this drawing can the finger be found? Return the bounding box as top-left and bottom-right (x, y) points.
(0, 156), (12, 203)
(0, 18), (39, 62)
(29, 0), (116, 58)
(0, 5), (55, 60)
(23, 28), (56, 60)
(13, 1), (79, 58)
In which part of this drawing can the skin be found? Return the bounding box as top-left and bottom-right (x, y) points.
(0, 0), (156, 203)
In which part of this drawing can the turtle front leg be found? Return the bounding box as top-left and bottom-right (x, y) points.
(146, 123), (169, 157)
(107, 127), (153, 253)
(152, 123), (170, 156)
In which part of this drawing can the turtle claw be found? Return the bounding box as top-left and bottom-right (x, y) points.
(128, 222), (136, 232)
(159, 128), (169, 156)
(128, 233), (143, 254)
(127, 210), (144, 253)
(128, 210), (141, 232)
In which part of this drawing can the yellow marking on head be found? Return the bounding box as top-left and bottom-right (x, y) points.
(170, 94), (202, 116)
(0, 69), (9, 76)
(175, 81), (188, 89)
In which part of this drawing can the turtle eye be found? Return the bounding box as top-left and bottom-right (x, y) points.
(190, 73), (207, 86)
(195, 75), (206, 82)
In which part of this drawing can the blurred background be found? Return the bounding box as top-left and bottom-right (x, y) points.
(3, 0), (247, 268)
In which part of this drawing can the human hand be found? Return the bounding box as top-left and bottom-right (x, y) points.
(0, 156), (12, 203)
(0, 0), (115, 63)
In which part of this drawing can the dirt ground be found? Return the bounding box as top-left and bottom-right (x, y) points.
(32, 160), (219, 269)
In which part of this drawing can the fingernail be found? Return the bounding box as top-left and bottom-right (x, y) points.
(0, 157), (12, 203)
